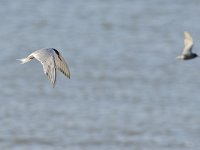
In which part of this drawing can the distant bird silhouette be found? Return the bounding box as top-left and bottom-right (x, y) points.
(176, 31), (198, 60)
(17, 48), (70, 87)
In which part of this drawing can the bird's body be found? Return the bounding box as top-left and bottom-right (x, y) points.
(176, 53), (198, 60)
(176, 31), (198, 60)
(18, 48), (70, 87)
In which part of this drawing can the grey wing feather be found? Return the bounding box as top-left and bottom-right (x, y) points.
(54, 52), (70, 79)
(42, 56), (56, 87)
(32, 50), (56, 87)
(183, 31), (194, 55)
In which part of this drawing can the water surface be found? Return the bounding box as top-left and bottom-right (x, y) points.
(0, 0), (200, 150)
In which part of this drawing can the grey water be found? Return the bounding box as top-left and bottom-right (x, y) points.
(0, 0), (200, 149)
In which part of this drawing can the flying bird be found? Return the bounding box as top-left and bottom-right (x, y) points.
(17, 48), (70, 87)
(176, 31), (198, 60)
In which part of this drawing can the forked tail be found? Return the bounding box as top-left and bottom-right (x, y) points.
(17, 56), (34, 64)
(17, 58), (29, 64)
(176, 55), (184, 60)
(17, 54), (34, 64)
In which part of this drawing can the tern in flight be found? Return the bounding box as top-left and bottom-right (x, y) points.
(18, 48), (70, 87)
(176, 31), (198, 60)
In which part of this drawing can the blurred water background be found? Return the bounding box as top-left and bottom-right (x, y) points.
(0, 0), (200, 149)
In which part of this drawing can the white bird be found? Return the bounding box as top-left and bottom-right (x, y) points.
(17, 48), (70, 87)
(176, 31), (198, 60)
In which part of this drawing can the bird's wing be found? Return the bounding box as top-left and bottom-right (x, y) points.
(183, 31), (194, 55)
(54, 51), (70, 79)
(32, 50), (56, 87)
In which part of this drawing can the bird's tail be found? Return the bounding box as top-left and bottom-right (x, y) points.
(17, 57), (31, 64)
(17, 54), (34, 64)
(176, 56), (184, 60)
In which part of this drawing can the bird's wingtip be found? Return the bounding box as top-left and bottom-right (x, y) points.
(67, 75), (70, 79)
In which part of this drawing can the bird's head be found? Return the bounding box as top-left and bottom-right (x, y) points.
(193, 53), (198, 58)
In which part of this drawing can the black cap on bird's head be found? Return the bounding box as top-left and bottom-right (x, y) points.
(193, 53), (198, 58)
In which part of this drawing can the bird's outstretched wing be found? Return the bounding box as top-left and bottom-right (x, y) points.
(53, 50), (70, 79)
(32, 49), (56, 87)
(183, 31), (194, 55)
